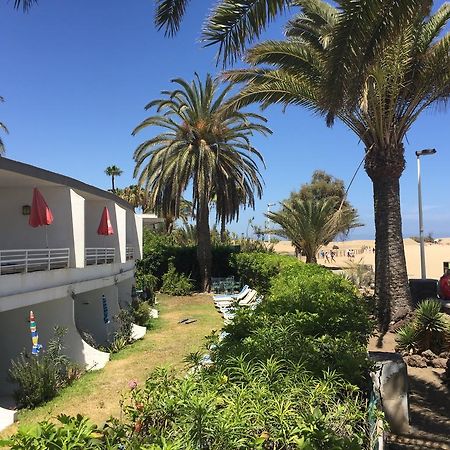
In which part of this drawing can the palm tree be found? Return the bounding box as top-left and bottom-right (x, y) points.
(205, 0), (450, 330)
(133, 73), (270, 291)
(104, 165), (123, 192)
(115, 184), (151, 212)
(268, 198), (360, 263)
(0, 96), (8, 155)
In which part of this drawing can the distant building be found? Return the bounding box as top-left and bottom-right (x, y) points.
(0, 158), (144, 429)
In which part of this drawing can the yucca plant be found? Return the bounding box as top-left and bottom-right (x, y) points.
(396, 322), (420, 354)
(415, 299), (449, 352)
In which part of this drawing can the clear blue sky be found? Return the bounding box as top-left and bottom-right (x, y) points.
(1, 0), (449, 239)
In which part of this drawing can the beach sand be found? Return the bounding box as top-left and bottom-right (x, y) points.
(274, 238), (450, 280)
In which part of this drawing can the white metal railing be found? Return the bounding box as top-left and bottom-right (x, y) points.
(85, 247), (115, 265)
(0, 248), (70, 275)
(126, 246), (134, 261)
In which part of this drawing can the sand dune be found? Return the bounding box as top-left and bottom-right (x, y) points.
(273, 238), (450, 280)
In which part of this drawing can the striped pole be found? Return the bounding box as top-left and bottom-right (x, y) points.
(29, 311), (43, 355)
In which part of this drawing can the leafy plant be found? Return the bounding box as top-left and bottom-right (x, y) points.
(9, 327), (80, 408)
(0, 414), (106, 449)
(160, 261), (194, 296)
(132, 301), (153, 328)
(396, 299), (450, 354)
(344, 258), (374, 289)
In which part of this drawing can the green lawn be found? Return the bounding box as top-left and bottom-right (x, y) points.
(0, 293), (222, 438)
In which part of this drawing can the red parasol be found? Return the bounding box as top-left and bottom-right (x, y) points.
(29, 188), (54, 227)
(97, 206), (114, 235)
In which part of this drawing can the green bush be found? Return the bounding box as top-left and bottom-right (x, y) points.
(230, 252), (301, 295)
(116, 363), (366, 449)
(160, 261), (194, 296)
(135, 272), (158, 305)
(9, 327), (80, 408)
(132, 301), (153, 328)
(217, 264), (373, 385)
(0, 414), (107, 449)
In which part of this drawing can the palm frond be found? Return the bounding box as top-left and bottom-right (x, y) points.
(13, 0), (38, 12)
(154, 0), (191, 37)
(202, 0), (288, 66)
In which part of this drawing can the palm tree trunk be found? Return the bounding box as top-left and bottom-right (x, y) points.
(111, 175), (115, 192)
(366, 144), (412, 332)
(197, 200), (212, 292)
(220, 217), (226, 243)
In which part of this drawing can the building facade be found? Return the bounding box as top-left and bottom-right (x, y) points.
(0, 158), (144, 429)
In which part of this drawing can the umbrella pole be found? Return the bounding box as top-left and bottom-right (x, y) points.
(45, 226), (49, 249)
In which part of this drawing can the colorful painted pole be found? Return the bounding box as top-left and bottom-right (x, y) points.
(29, 311), (43, 355)
(102, 294), (110, 324)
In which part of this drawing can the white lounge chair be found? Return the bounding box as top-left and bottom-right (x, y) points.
(213, 285), (250, 303)
(215, 289), (257, 310)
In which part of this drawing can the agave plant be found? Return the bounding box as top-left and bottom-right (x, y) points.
(396, 322), (420, 354)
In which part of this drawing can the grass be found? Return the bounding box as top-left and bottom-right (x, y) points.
(0, 293), (222, 438)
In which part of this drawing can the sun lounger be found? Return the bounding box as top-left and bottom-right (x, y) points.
(213, 285), (249, 302)
(216, 290), (258, 309)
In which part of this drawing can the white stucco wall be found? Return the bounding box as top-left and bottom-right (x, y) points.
(117, 278), (134, 309)
(69, 189), (85, 268)
(135, 214), (143, 259)
(74, 285), (121, 346)
(115, 203), (126, 263)
(0, 186), (73, 251)
(0, 296), (109, 395)
(84, 200), (117, 251)
(126, 210), (141, 260)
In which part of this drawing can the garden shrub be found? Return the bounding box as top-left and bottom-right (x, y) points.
(9, 327), (80, 408)
(160, 261), (194, 296)
(113, 362), (367, 449)
(230, 252), (302, 295)
(217, 263), (373, 385)
(0, 414), (108, 449)
(131, 300), (152, 328)
(135, 272), (158, 305)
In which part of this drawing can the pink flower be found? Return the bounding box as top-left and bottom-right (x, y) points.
(128, 379), (138, 390)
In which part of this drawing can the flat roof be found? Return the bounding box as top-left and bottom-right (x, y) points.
(0, 157), (133, 211)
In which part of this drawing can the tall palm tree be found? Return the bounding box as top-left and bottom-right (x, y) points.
(133, 73), (270, 291)
(205, 0), (450, 330)
(115, 184), (151, 212)
(0, 96), (8, 155)
(269, 198), (360, 263)
(104, 165), (123, 192)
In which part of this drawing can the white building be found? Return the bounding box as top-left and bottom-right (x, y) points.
(0, 157), (144, 429)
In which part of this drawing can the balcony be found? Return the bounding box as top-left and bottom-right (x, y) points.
(0, 248), (70, 275)
(85, 248), (115, 266)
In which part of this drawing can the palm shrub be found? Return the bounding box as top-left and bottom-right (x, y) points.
(396, 299), (450, 354)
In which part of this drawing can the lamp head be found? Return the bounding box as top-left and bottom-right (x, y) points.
(415, 148), (436, 157)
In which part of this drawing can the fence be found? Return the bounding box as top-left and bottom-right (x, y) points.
(0, 248), (70, 275)
(85, 248), (115, 265)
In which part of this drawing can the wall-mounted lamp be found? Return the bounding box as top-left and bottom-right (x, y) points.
(22, 205), (31, 215)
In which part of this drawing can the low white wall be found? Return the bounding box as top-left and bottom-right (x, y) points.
(74, 285), (121, 347)
(0, 296), (109, 395)
(117, 278), (134, 309)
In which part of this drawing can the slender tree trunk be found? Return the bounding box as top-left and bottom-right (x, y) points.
(111, 175), (115, 192)
(366, 144), (412, 332)
(197, 200), (212, 292)
(220, 217), (226, 243)
(305, 251), (317, 264)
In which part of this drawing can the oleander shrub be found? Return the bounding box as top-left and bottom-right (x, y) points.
(9, 327), (80, 408)
(160, 261), (194, 296)
(115, 362), (367, 449)
(230, 252), (302, 295)
(217, 264), (373, 385)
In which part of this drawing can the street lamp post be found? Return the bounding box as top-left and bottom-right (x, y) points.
(266, 203), (276, 242)
(415, 148), (436, 279)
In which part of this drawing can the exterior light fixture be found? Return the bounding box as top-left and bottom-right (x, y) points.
(22, 205), (31, 215)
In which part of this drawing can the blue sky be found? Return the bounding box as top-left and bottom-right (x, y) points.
(1, 0), (449, 239)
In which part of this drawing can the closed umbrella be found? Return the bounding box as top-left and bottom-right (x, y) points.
(29, 311), (42, 356)
(97, 207), (114, 235)
(29, 188), (54, 248)
(102, 294), (110, 324)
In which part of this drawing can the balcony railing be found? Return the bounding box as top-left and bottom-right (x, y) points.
(0, 248), (70, 275)
(85, 248), (115, 265)
(126, 246), (134, 261)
